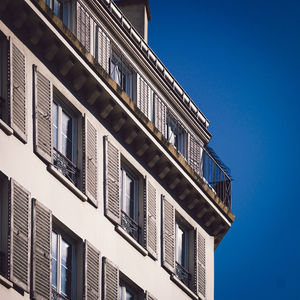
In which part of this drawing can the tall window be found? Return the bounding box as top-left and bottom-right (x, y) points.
(119, 282), (138, 300)
(52, 231), (73, 299)
(110, 52), (133, 99)
(45, 0), (71, 28)
(52, 97), (78, 185)
(120, 167), (139, 241)
(167, 114), (187, 157)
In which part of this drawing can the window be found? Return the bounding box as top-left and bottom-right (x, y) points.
(45, 0), (72, 28)
(110, 51), (134, 99)
(119, 282), (138, 300)
(167, 113), (187, 157)
(52, 230), (74, 300)
(52, 96), (79, 186)
(120, 166), (139, 241)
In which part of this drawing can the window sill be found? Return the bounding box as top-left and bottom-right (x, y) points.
(115, 225), (148, 256)
(171, 274), (198, 300)
(0, 119), (13, 136)
(0, 275), (13, 289)
(47, 164), (88, 202)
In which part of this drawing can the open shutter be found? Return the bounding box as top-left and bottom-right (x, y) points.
(104, 136), (121, 224)
(195, 229), (206, 299)
(77, 2), (91, 52)
(83, 115), (98, 206)
(10, 42), (26, 142)
(97, 26), (110, 73)
(154, 95), (166, 138)
(33, 66), (52, 164)
(161, 195), (175, 274)
(144, 177), (157, 259)
(145, 291), (157, 300)
(32, 199), (52, 300)
(137, 75), (149, 117)
(103, 257), (119, 300)
(84, 240), (101, 300)
(9, 179), (31, 292)
(188, 134), (201, 176)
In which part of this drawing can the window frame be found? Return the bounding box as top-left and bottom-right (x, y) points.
(45, 0), (72, 29)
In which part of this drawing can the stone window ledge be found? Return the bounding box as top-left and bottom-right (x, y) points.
(0, 275), (13, 289)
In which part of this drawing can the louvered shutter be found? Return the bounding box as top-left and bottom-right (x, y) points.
(9, 179), (31, 292)
(83, 115), (98, 206)
(10, 42), (26, 142)
(84, 240), (101, 300)
(104, 136), (121, 224)
(189, 134), (201, 176)
(154, 95), (166, 138)
(103, 257), (119, 300)
(145, 291), (157, 300)
(33, 66), (52, 164)
(32, 199), (52, 300)
(144, 177), (157, 259)
(161, 195), (175, 273)
(137, 75), (149, 117)
(77, 2), (91, 52)
(97, 26), (110, 73)
(195, 229), (206, 298)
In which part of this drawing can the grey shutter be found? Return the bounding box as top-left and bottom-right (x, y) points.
(84, 240), (101, 300)
(154, 95), (166, 138)
(10, 42), (27, 142)
(9, 179), (31, 292)
(97, 26), (110, 73)
(83, 115), (98, 206)
(137, 75), (149, 117)
(144, 177), (157, 258)
(32, 199), (52, 300)
(104, 136), (121, 224)
(195, 229), (206, 298)
(188, 134), (201, 175)
(145, 291), (157, 300)
(33, 66), (52, 164)
(77, 2), (91, 52)
(161, 195), (175, 273)
(103, 257), (119, 300)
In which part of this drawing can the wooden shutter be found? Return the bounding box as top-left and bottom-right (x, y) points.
(10, 42), (27, 142)
(188, 134), (201, 176)
(144, 177), (157, 258)
(33, 66), (52, 164)
(84, 240), (101, 300)
(104, 136), (121, 224)
(83, 115), (98, 206)
(97, 26), (110, 73)
(145, 291), (157, 300)
(161, 195), (175, 273)
(77, 2), (91, 52)
(103, 257), (119, 300)
(32, 199), (52, 300)
(8, 179), (31, 292)
(154, 94), (166, 138)
(195, 229), (206, 298)
(137, 74), (149, 117)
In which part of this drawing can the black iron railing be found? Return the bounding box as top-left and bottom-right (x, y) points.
(176, 262), (191, 288)
(121, 210), (140, 242)
(53, 147), (80, 187)
(52, 289), (69, 300)
(0, 251), (5, 276)
(202, 148), (232, 210)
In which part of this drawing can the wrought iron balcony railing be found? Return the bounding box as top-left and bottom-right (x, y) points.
(0, 251), (5, 276)
(52, 289), (69, 300)
(176, 262), (191, 288)
(121, 210), (140, 242)
(53, 147), (80, 187)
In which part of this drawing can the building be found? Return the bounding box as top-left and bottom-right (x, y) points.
(0, 0), (235, 299)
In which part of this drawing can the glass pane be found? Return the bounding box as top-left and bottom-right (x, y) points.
(176, 225), (184, 265)
(62, 110), (72, 141)
(52, 232), (58, 259)
(126, 290), (134, 300)
(119, 286), (122, 300)
(51, 258), (57, 289)
(61, 266), (72, 298)
(62, 136), (73, 161)
(125, 173), (134, 218)
(52, 103), (58, 149)
(61, 238), (72, 269)
(53, 0), (63, 18)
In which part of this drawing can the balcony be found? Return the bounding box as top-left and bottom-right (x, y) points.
(175, 262), (191, 288)
(121, 210), (140, 242)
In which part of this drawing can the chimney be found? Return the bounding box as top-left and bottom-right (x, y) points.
(115, 0), (151, 43)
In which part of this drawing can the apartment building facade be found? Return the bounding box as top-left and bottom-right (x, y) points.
(0, 0), (235, 299)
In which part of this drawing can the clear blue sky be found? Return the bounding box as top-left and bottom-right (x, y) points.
(148, 1), (300, 299)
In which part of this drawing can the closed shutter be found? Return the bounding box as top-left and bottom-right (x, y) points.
(32, 199), (52, 300)
(84, 240), (101, 300)
(144, 177), (157, 259)
(103, 257), (119, 300)
(10, 42), (26, 142)
(77, 2), (91, 52)
(195, 229), (206, 298)
(154, 95), (166, 138)
(161, 195), (175, 273)
(145, 291), (157, 300)
(104, 136), (121, 224)
(8, 179), (31, 292)
(33, 66), (52, 164)
(83, 115), (98, 206)
(97, 26), (110, 73)
(137, 75), (149, 118)
(189, 134), (201, 176)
